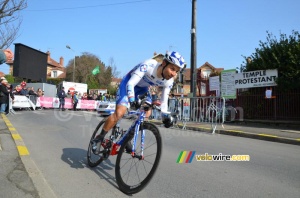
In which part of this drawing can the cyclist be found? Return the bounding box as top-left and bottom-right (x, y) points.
(92, 51), (185, 152)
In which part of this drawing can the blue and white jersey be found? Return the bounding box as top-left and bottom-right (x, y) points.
(116, 59), (173, 112)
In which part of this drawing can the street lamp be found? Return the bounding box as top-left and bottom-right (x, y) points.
(66, 45), (76, 82)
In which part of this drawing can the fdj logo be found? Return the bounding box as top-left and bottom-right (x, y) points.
(176, 151), (196, 163)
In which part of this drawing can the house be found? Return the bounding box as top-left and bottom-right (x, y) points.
(45, 51), (66, 79)
(0, 71), (5, 78)
(111, 77), (122, 88)
(173, 62), (224, 97)
(6, 51), (66, 80)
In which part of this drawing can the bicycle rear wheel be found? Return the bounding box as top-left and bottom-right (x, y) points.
(87, 117), (112, 167)
(115, 122), (162, 194)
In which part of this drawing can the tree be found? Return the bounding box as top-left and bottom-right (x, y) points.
(4, 74), (14, 83)
(65, 52), (114, 89)
(0, 0), (27, 48)
(108, 57), (120, 78)
(240, 30), (300, 90)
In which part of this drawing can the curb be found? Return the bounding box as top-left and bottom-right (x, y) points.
(217, 129), (300, 146)
(148, 120), (300, 146)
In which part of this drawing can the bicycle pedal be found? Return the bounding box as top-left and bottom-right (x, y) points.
(102, 149), (111, 159)
(102, 154), (109, 160)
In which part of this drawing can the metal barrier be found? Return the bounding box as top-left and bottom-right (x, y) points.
(28, 95), (37, 105)
(179, 96), (226, 133)
(151, 96), (226, 133)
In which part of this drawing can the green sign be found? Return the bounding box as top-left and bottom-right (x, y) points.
(221, 69), (236, 99)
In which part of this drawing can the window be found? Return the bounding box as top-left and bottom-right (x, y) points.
(53, 71), (57, 78)
(202, 70), (211, 78)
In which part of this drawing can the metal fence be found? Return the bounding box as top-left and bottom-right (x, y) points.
(151, 96), (228, 132)
(150, 87), (300, 130)
(237, 87), (300, 120)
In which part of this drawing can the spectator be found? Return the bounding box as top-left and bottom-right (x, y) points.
(73, 92), (79, 111)
(93, 93), (97, 100)
(0, 49), (13, 64)
(20, 80), (27, 89)
(151, 91), (158, 119)
(168, 93), (176, 113)
(5, 83), (14, 114)
(102, 94), (107, 101)
(81, 93), (88, 100)
(13, 85), (22, 95)
(67, 90), (71, 97)
(87, 94), (93, 100)
(0, 49), (13, 114)
(97, 93), (102, 101)
(28, 87), (37, 95)
(28, 87), (38, 105)
(0, 79), (9, 114)
(20, 85), (28, 96)
(57, 87), (66, 111)
(37, 88), (43, 97)
(107, 94), (111, 102)
(78, 92), (82, 100)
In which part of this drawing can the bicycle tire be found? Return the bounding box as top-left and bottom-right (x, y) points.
(87, 117), (110, 167)
(115, 122), (162, 194)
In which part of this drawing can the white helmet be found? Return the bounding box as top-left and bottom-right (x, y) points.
(164, 51), (185, 69)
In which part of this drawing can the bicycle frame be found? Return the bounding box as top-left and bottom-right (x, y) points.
(111, 110), (146, 158)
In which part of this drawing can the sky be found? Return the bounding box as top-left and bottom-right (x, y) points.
(1, 0), (299, 77)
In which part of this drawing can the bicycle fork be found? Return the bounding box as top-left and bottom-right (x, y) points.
(131, 122), (145, 160)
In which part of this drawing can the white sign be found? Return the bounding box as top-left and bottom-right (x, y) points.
(221, 69), (236, 99)
(235, 69), (278, 89)
(209, 76), (220, 91)
(62, 81), (88, 96)
(12, 95), (36, 110)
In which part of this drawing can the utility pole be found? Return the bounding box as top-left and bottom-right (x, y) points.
(190, 0), (197, 97)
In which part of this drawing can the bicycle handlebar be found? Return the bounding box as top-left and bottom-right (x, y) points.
(136, 92), (161, 112)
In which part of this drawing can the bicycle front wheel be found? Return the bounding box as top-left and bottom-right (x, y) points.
(115, 122), (162, 194)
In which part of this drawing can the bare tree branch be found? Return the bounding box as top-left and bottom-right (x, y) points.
(0, 0), (27, 48)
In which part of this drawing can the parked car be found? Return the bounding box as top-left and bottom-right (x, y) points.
(96, 101), (116, 116)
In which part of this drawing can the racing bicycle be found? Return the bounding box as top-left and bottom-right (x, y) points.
(87, 93), (162, 194)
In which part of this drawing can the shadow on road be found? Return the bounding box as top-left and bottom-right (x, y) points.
(61, 147), (120, 191)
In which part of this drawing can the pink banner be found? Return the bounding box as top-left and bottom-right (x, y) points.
(65, 98), (73, 109)
(80, 100), (96, 109)
(38, 97), (98, 109)
(39, 97), (54, 108)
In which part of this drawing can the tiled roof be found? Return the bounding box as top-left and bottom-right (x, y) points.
(46, 51), (64, 68)
(183, 62), (224, 81)
(0, 71), (5, 77)
(198, 62), (215, 70)
(57, 72), (66, 78)
(112, 77), (122, 83)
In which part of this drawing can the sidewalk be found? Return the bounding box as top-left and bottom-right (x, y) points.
(0, 115), (40, 198)
(0, 115), (55, 198)
(149, 119), (300, 146)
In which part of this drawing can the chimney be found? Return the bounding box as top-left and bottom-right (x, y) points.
(60, 57), (64, 67)
(46, 51), (51, 62)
